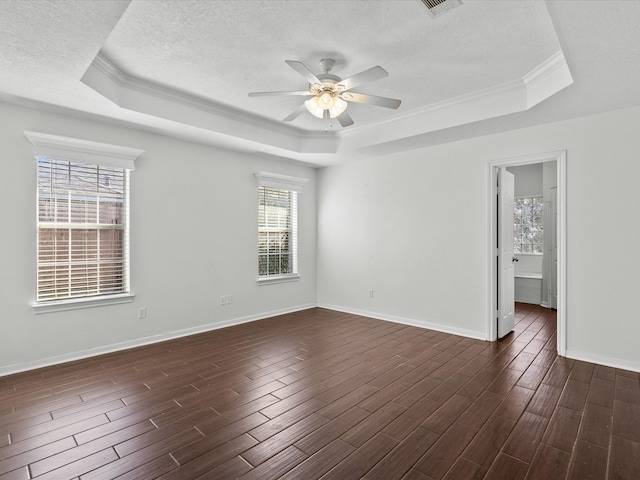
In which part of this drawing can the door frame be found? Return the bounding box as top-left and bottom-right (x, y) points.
(487, 150), (567, 356)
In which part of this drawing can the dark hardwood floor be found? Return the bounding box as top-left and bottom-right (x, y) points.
(1, 304), (639, 479)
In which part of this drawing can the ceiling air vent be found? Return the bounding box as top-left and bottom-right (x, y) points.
(419, 0), (463, 18)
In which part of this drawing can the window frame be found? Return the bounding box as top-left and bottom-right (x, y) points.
(254, 172), (307, 285)
(24, 131), (144, 313)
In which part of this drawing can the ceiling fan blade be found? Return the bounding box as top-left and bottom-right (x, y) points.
(336, 111), (354, 127)
(341, 92), (401, 109)
(249, 91), (313, 97)
(337, 66), (388, 91)
(283, 104), (307, 122)
(285, 60), (322, 85)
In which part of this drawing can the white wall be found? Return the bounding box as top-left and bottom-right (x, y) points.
(317, 105), (640, 372)
(0, 102), (317, 375)
(317, 143), (489, 339)
(4, 101), (640, 375)
(508, 163), (543, 198)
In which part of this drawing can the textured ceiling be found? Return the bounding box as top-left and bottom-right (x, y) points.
(1, 0), (639, 166)
(98, 0), (559, 126)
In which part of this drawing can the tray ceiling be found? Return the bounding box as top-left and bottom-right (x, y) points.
(1, 1), (639, 166)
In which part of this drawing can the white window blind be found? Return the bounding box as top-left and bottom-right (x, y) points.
(254, 172), (307, 280)
(36, 158), (130, 302)
(258, 187), (297, 277)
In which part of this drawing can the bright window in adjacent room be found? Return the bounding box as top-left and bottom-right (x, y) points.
(36, 158), (130, 302)
(254, 172), (307, 282)
(514, 196), (543, 254)
(25, 131), (143, 310)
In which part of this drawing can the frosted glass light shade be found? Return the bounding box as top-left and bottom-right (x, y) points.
(304, 96), (324, 118)
(305, 93), (348, 119)
(329, 97), (347, 118)
(319, 92), (333, 109)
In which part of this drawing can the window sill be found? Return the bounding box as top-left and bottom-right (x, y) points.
(32, 293), (135, 314)
(256, 274), (300, 285)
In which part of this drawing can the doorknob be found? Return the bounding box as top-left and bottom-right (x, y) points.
(512, 257), (519, 262)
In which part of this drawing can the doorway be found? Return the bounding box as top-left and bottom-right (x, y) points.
(488, 151), (567, 355)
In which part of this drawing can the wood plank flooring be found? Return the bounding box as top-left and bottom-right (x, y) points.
(1, 304), (639, 479)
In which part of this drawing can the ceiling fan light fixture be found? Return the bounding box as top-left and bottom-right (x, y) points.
(305, 87), (346, 119)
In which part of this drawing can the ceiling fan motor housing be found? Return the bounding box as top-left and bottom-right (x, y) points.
(315, 73), (341, 85)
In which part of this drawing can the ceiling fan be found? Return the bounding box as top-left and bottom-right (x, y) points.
(248, 58), (401, 127)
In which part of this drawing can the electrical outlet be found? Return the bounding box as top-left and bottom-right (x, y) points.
(137, 307), (147, 319)
(226, 295), (233, 305)
(220, 296), (226, 306)
(368, 289), (374, 298)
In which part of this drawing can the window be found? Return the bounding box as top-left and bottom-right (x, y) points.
(254, 172), (307, 282)
(258, 187), (296, 276)
(37, 158), (129, 302)
(25, 131), (143, 310)
(514, 196), (543, 254)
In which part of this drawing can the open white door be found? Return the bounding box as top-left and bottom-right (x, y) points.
(498, 168), (515, 338)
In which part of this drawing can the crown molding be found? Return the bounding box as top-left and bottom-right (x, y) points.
(339, 50), (572, 152)
(81, 53), (338, 154)
(523, 50), (574, 108)
(88, 54), (307, 136)
(80, 50), (572, 161)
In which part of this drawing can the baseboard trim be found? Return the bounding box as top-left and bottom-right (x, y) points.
(0, 303), (317, 378)
(5, 304), (638, 377)
(565, 349), (640, 374)
(319, 303), (487, 341)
